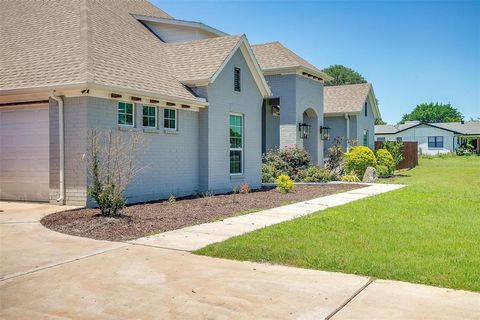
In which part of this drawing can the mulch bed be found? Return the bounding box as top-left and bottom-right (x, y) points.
(41, 184), (364, 242)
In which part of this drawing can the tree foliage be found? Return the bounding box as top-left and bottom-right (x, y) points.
(322, 64), (367, 86)
(375, 118), (387, 125)
(400, 103), (462, 124)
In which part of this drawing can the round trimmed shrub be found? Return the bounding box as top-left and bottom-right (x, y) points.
(343, 146), (377, 178)
(376, 149), (395, 176)
(275, 174), (294, 193)
(262, 164), (278, 183)
(376, 165), (391, 178)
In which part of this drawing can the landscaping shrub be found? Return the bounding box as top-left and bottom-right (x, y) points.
(376, 165), (391, 178)
(382, 141), (404, 168)
(263, 147), (311, 181)
(325, 137), (344, 177)
(298, 166), (334, 183)
(376, 149), (395, 176)
(343, 146), (377, 178)
(239, 182), (250, 194)
(262, 163), (279, 183)
(340, 173), (361, 182)
(275, 174), (294, 193)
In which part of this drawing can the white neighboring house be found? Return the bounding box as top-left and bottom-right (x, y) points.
(375, 121), (480, 155)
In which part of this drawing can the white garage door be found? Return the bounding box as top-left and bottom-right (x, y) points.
(0, 105), (49, 201)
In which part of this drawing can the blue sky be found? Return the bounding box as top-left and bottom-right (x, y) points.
(153, 0), (480, 124)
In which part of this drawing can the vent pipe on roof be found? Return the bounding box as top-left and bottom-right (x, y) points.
(50, 91), (65, 205)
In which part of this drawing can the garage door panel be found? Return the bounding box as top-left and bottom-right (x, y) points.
(0, 106), (49, 202)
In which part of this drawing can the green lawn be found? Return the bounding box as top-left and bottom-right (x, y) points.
(196, 156), (480, 292)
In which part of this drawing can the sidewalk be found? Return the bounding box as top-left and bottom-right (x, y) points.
(131, 183), (405, 251)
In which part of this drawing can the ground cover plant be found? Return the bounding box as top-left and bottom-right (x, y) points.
(197, 156), (480, 292)
(41, 184), (362, 241)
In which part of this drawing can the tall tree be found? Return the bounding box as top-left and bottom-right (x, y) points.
(400, 103), (462, 124)
(322, 65), (367, 86)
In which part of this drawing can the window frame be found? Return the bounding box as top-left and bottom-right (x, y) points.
(428, 136), (444, 148)
(396, 137), (403, 142)
(142, 105), (157, 128)
(229, 113), (244, 176)
(118, 101), (135, 127)
(163, 108), (178, 131)
(234, 67), (241, 92)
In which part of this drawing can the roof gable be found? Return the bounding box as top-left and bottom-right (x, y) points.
(324, 83), (379, 118)
(252, 42), (332, 81)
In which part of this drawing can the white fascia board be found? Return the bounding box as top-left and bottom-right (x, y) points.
(0, 83), (208, 109)
(134, 15), (228, 37)
(324, 112), (359, 117)
(210, 35), (272, 97)
(367, 85), (381, 120)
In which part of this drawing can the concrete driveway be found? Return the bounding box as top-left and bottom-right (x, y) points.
(1, 202), (479, 319)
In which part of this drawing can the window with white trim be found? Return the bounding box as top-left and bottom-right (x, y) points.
(363, 129), (369, 146)
(118, 102), (134, 126)
(428, 136), (443, 148)
(229, 114), (243, 175)
(142, 105), (157, 128)
(164, 108), (177, 130)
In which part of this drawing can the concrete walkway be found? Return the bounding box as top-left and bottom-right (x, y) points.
(131, 183), (405, 251)
(1, 198), (479, 319)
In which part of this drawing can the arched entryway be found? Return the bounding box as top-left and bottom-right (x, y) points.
(302, 108), (319, 164)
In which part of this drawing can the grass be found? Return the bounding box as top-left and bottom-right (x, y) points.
(196, 156), (480, 292)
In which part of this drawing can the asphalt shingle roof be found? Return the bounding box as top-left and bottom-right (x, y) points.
(323, 83), (371, 114)
(375, 121), (480, 135)
(1, 0), (238, 103)
(162, 35), (243, 83)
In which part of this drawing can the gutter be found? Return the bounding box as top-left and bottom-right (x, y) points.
(50, 91), (65, 205)
(345, 114), (350, 152)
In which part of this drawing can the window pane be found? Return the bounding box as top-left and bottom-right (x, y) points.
(164, 119), (169, 128)
(230, 151), (242, 174)
(143, 117), (148, 127)
(126, 103), (133, 114)
(118, 113), (126, 124)
(143, 107), (148, 116)
(170, 119), (175, 128)
(428, 137), (435, 143)
(126, 115), (133, 125)
(118, 102), (125, 112)
(150, 107), (156, 116)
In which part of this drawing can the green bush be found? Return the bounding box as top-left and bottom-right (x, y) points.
(263, 147), (311, 181)
(382, 141), (403, 168)
(376, 149), (395, 176)
(343, 146), (377, 178)
(298, 166), (334, 183)
(275, 174), (294, 193)
(376, 165), (391, 178)
(262, 164), (279, 183)
(340, 174), (360, 182)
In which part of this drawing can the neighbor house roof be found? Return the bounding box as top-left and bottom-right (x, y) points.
(376, 121), (480, 136)
(252, 42), (332, 81)
(1, 0), (269, 104)
(324, 83), (380, 119)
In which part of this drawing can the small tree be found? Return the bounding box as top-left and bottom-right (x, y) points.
(322, 65), (367, 86)
(382, 141), (404, 168)
(400, 103), (462, 124)
(325, 137), (344, 177)
(87, 128), (145, 216)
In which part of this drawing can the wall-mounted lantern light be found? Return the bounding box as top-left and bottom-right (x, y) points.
(320, 126), (331, 141)
(271, 105), (280, 117)
(298, 123), (311, 139)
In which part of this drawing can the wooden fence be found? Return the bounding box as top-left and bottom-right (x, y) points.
(375, 141), (418, 170)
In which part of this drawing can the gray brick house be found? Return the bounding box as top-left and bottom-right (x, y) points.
(0, 0), (270, 205)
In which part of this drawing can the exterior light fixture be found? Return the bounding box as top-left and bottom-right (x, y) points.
(271, 105), (280, 117)
(320, 126), (331, 141)
(298, 123), (311, 139)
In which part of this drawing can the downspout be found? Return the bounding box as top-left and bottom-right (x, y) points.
(50, 91), (65, 205)
(344, 113), (350, 152)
